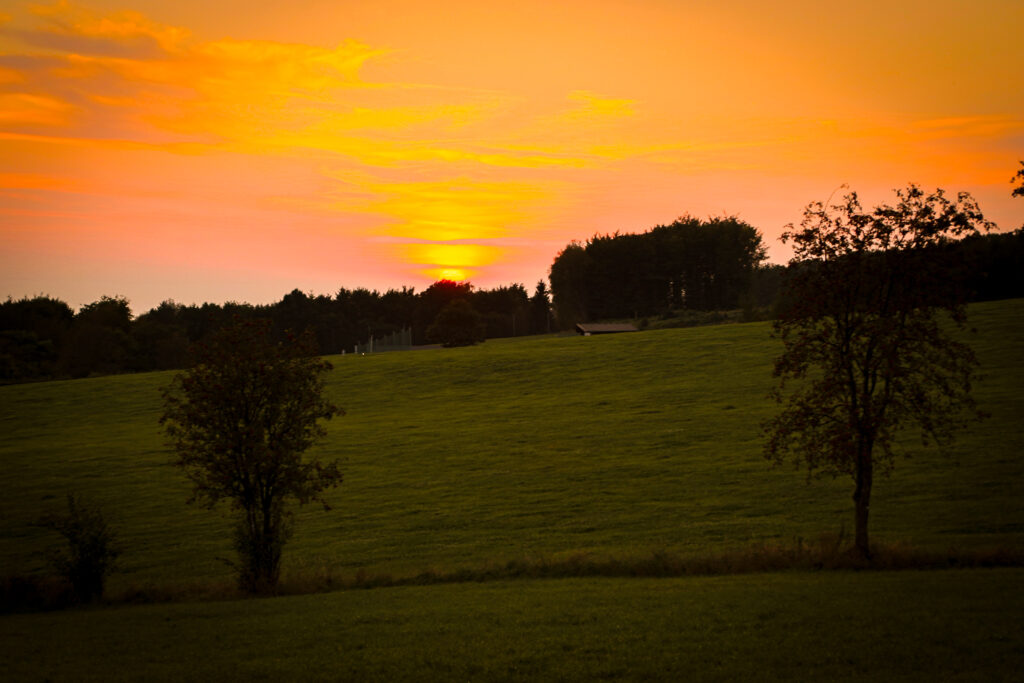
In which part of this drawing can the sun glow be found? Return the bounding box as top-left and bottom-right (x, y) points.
(427, 267), (471, 282)
(1, 1), (1021, 311)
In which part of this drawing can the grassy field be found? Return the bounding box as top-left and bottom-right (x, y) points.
(1, 299), (1023, 590)
(3, 570), (1023, 681)
(1, 299), (1023, 678)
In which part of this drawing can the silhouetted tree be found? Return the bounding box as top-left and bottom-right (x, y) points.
(160, 318), (343, 593)
(59, 296), (135, 377)
(548, 217), (766, 325)
(650, 216), (767, 311)
(38, 494), (120, 603)
(763, 185), (992, 558)
(472, 284), (529, 338)
(414, 280), (474, 344)
(130, 301), (190, 371)
(0, 296), (73, 381)
(745, 264), (787, 312)
(427, 299), (485, 347)
(530, 280), (552, 334)
(549, 242), (590, 328)
(0, 296), (73, 346)
(1014, 161), (1024, 229)
(958, 230), (1024, 302)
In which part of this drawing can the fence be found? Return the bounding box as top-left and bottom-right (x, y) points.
(352, 327), (413, 354)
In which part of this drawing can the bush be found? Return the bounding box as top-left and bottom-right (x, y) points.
(0, 574), (74, 613)
(38, 494), (121, 603)
(426, 299), (485, 347)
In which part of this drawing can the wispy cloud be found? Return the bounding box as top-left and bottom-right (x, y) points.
(2, 1), (1020, 306)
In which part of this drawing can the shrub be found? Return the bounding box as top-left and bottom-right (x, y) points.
(426, 299), (486, 347)
(38, 494), (121, 603)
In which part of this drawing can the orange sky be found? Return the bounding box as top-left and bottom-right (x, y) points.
(2, 0), (1022, 312)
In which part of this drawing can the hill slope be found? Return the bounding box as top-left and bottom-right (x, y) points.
(1, 299), (1022, 589)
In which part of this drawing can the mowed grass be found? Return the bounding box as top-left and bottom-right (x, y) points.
(1, 300), (1023, 590)
(3, 570), (1023, 681)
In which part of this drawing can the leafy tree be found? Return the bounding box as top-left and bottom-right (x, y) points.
(548, 217), (766, 325)
(414, 280), (474, 344)
(472, 283), (529, 338)
(160, 318), (343, 593)
(59, 296), (136, 378)
(426, 299), (485, 347)
(1014, 161), (1024, 229)
(548, 242), (591, 328)
(130, 302), (190, 372)
(76, 295), (133, 332)
(38, 494), (120, 603)
(651, 216), (767, 311)
(530, 280), (552, 334)
(763, 185), (992, 558)
(0, 296), (73, 381)
(0, 296), (74, 344)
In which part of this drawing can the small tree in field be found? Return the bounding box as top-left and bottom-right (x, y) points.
(763, 185), (992, 558)
(39, 494), (120, 603)
(160, 319), (342, 593)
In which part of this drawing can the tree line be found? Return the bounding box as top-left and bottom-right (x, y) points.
(0, 280), (552, 383)
(548, 215), (1024, 327)
(3, 217), (1022, 385)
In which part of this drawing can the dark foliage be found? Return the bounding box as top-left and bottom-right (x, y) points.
(160, 318), (343, 593)
(0, 575), (75, 613)
(530, 280), (552, 334)
(548, 216), (767, 327)
(37, 494), (121, 604)
(957, 229), (1024, 302)
(763, 185), (993, 557)
(0, 277), (550, 382)
(427, 299), (486, 347)
(548, 242), (591, 328)
(0, 296), (72, 382)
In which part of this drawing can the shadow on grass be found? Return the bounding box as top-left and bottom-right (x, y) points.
(6, 534), (1023, 613)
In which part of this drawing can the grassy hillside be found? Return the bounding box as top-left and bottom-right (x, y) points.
(1, 300), (1022, 590)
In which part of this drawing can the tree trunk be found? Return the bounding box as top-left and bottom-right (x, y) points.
(256, 503), (282, 592)
(852, 449), (874, 559)
(235, 505), (283, 594)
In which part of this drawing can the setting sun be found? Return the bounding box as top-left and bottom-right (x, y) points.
(429, 268), (470, 282)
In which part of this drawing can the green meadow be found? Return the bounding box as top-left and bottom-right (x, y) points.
(1, 299), (1023, 678)
(3, 299), (1023, 587)
(4, 571), (1023, 681)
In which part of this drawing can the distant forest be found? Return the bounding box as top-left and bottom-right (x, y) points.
(2, 223), (1022, 384)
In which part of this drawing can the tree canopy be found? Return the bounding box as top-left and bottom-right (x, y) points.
(427, 298), (486, 347)
(763, 185), (993, 557)
(548, 216), (767, 327)
(160, 318), (343, 592)
(1, 279), (549, 383)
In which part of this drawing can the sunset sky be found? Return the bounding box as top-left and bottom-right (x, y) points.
(2, 0), (1022, 313)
